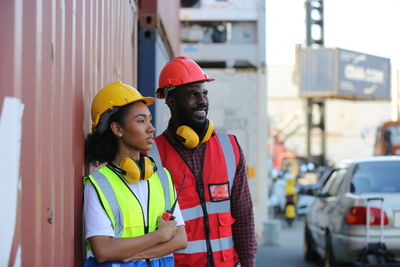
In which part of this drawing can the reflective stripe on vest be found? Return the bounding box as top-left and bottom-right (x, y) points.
(181, 201), (230, 221)
(84, 166), (174, 260)
(174, 132), (237, 255)
(148, 143), (171, 211)
(176, 236), (234, 254)
(91, 171), (124, 237)
(88, 167), (173, 237)
(216, 131), (236, 193)
(178, 132), (235, 223)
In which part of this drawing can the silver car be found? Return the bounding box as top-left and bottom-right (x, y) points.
(304, 156), (400, 266)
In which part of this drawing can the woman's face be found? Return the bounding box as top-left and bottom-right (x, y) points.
(117, 102), (155, 152)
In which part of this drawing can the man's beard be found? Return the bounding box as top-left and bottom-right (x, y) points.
(176, 104), (208, 133)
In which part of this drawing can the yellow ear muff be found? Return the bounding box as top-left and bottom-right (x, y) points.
(120, 157), (141, 184)
(119, 156), (156, 184)
(176, 125), (200, 149)
(200, 119), (214, 144)
(176, 120), (215, 149)
(142, 157), (155, 180)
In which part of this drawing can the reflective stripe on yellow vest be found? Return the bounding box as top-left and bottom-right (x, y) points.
(84, 165), (175, 238)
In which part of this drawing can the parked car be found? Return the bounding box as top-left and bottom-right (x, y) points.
(304, 156), (400, 266)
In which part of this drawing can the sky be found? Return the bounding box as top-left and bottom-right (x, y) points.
(266, 0), (400, 67)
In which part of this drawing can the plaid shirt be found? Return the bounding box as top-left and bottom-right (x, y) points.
(163, 130), (257, 267)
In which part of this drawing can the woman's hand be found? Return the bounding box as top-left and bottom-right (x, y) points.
(121, 217), (178, 262)
(121, 225), (186, 262)
(156, 216), (178, 242)
(90, 218), (178, 263)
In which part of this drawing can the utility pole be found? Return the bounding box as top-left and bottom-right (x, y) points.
(305, 0), (326, 166)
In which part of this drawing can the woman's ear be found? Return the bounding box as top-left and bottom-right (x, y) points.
(110, 121), (123, 138)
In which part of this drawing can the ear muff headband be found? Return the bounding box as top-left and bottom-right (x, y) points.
(143, 156), (156, 179)
(176, 119), (214, 149)
(201, 119), (214, 145)
(119, 155), (156, 184)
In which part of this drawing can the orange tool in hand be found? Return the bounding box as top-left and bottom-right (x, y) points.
(162, 175), (187, 221)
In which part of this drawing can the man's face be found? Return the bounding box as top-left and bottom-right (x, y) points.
(171, 82), (209, 129)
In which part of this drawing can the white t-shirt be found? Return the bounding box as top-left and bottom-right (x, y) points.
(84, 179), (184, 239)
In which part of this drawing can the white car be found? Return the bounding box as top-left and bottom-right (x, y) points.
(304, 156), (400, 266)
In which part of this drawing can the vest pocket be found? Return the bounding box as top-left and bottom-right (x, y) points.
(124, 211), (144, 236)
(221, 247), (237, 262)
(217, 213), (236, 237)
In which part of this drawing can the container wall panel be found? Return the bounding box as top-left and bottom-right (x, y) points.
(138, 0), (179, 128)
(139, 0), (180, 57)
(157, 0), (180, 56)
(0, 0), (138, 266)
(154, 34), (175, 135)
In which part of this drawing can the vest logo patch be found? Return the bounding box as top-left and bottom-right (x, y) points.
(208, 182), (230, 202)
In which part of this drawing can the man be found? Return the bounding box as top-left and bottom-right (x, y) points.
(151, 57), (257, 267)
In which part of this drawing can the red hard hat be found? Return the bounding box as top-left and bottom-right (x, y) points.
(156, 56), (214, 99)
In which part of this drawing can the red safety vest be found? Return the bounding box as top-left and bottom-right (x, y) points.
(153, 132), (240, 267)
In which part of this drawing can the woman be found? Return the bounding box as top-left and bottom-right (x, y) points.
(84, 81), (187, 266)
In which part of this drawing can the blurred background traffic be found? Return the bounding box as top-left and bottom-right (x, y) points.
(1, 0), (400, 266)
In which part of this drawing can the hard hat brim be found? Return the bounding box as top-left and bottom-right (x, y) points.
(91, 81), (156, 131)
(155, 77), (215, 99)
(139, 96), (156, 106)
(92, 97), (155, 131)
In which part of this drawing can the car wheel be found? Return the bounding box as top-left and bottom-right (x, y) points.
(304, 224), (319, 262)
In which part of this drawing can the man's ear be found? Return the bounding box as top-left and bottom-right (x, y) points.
(166, 95), (176, 110)
(110, 121), (123, 137)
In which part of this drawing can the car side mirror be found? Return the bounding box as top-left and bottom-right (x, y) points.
(317, 191), (329, 198)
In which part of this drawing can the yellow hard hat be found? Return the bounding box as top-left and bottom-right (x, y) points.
(91, 81), (155, 131)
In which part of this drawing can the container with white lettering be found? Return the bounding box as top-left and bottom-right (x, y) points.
(299, 47), (390, 100)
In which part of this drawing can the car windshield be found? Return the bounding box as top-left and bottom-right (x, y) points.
(351, 161), (400, 193)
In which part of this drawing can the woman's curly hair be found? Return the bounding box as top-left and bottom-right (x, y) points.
(84, 102), (135, 166)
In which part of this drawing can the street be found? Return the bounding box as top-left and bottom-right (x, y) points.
(256, 217), (320, 267)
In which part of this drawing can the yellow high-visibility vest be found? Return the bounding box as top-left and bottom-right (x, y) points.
(84, 165), (175, 252)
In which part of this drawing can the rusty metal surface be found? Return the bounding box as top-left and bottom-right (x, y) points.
(0, 0), (138, 265)
(157, 0), (180, 56)
(139, 0), (180, 57)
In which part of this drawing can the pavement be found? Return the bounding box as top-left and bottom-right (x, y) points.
(256, 216), (320, 267)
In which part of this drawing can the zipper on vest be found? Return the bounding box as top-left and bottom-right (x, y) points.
(145, 180), (150, 234)
(193, 157), (215, 267)
(110, 166), (147, 234)
(198, 184), (215, 267)
(200, 148), (215, 267)
(170, 143), (215, 266)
